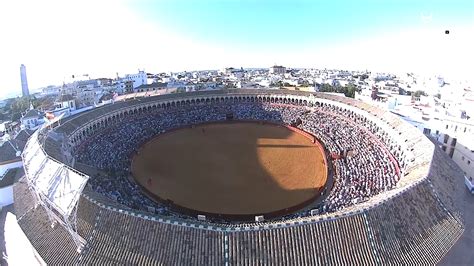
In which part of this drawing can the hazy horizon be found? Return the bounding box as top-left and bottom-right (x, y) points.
(1, 0), (473, 99)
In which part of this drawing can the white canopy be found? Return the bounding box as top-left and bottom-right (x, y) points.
(34, 158), (63, 195)
(22, 127), (89, 217)
(45, 167), (89, 216)
(24, 149), (47, 181)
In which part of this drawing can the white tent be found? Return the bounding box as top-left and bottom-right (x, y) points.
(22, 122), (90, 251)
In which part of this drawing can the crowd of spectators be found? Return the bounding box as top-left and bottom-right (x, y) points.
(75, 99), (400, 219)
(299, 106), (399, 212)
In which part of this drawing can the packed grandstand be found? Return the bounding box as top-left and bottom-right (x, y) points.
(15, 89), (466, 264)
(74, 98), (400, 218)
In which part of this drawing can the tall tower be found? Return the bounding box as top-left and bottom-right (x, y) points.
(20, 64), (30, 97)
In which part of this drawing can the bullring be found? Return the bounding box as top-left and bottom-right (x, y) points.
(15, 89), (466, 265)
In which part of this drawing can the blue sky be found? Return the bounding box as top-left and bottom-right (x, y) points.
(0, 0), (473, 99)
(133, 0), (471, 46)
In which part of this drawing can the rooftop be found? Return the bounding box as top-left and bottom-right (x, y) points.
(22, 109), (40, 119)
(58, 94), (75, 102)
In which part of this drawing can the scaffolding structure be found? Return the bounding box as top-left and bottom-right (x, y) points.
(22, 124), (89, 252)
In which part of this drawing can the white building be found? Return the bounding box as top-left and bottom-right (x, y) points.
(396, 110), (474, 187)
(222, 67), (244, 79)
(49, 94), (77, 118)
(358, 75), (474, 192)
(0, 129), (33, 206)
(121, 71), (147, 89)
(20, 108), (43, 130)
(134, 83), (168, 92)
(269, 65), (286, 75)
(430, 119), (474, 182)
(76, 89), (96, 107)
(40, 85), (61, 97)
(115, 80), (133, 94)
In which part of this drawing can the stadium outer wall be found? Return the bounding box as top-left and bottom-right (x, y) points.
(14, 89), (466, 265)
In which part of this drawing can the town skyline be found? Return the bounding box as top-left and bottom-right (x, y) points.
(1, 0), (473, 99)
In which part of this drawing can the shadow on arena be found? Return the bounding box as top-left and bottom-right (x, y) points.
(125, 103), (333, 222)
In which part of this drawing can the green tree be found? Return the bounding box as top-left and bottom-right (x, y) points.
(301, 80), (311, 87)
(344, 84), (356, 98)
(11, 97), (30, 113)
(319, 83), (333, 92)
(318, 83), (356, 98)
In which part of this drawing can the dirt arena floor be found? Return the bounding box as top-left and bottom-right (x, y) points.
(131, 122), (327, 216)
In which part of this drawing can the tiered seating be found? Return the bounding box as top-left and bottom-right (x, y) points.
(365, 182), (464, 264)
(426, 145), (466, 222)
(76, 197), (101, 240)
(79, 207), (225, 265)
(228, 214), (375, 265)
(74, 100), (399, 218)
(16, 205), (80, 265)
(12, 179), (35, 219)
(43, 137), (65, 162)
(15, 90), (465, 265)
